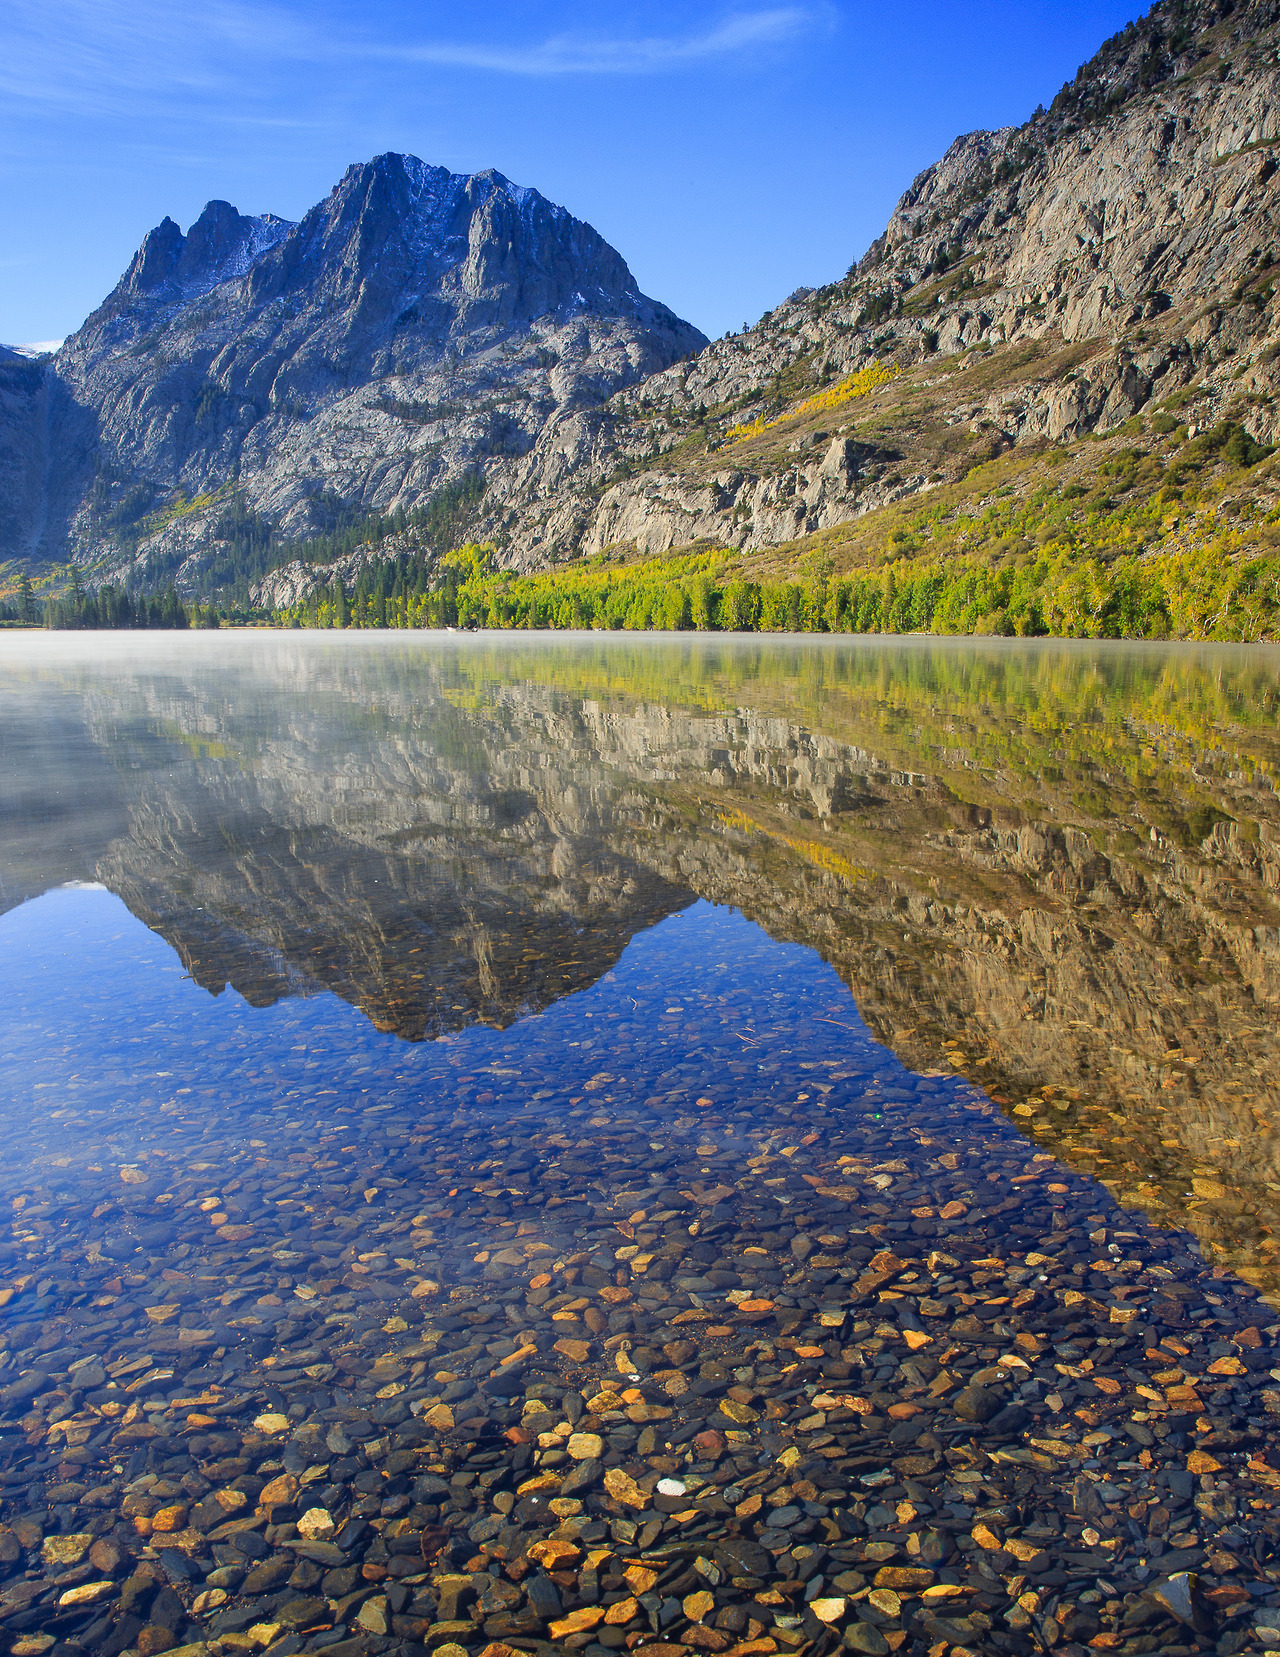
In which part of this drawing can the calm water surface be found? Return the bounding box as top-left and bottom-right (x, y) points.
(1, 632), (1279, 1657)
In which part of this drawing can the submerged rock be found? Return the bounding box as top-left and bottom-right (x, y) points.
(950, 1384), (1001, 1423)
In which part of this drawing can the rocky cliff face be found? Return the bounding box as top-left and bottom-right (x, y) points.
(6, 154), (704, 581)
(0, 351), (54, 563)
(473, 0), (1280, 568)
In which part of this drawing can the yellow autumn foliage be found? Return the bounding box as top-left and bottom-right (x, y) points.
(726, 361), (903, 444)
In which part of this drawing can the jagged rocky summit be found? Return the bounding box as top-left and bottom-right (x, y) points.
(9, 0), (1280, 593)
(3, 154), (704, 581)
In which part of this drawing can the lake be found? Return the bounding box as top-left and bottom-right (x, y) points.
(1, 631), (1279, 1657)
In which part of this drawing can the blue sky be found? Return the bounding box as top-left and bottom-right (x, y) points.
(2, 0), (1140, 346)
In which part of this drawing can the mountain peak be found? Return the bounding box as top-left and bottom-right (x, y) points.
(363, 151), (541, 210)
(108, 154), (649, 331)
(244, 151), (647, 330)
(27, 152), (705, 575)
(121, 200), (292, 301)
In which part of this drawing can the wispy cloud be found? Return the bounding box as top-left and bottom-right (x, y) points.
(0, 0), (816, 118)
(0, 0), (254, 113)
(391, 11), (815, 75)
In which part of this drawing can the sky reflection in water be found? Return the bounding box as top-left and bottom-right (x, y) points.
(0, 885), (991, 1201)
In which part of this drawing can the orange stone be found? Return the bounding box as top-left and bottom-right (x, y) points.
(683, 1589), (716, 1622)
(627, 1402), (672, 1423)
(548, 1607), (606, 1639)
(257, 1473), (299, 1507)
(516, 1474), (560, 1496)
(602, 1468), (647, 1509)
(528, 1538), (581, 1568)
(874, 1566), (935, 1590)
(113, 1422), (159, 1445)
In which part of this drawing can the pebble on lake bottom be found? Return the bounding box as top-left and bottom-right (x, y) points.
(0, 1036), (1278, 1657)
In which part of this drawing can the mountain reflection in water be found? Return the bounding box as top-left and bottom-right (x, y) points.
(3, 631), (1279, 1293)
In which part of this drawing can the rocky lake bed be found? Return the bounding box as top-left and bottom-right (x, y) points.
(2, 897), (1280, 1657)
(2, 633), (1280, 1657)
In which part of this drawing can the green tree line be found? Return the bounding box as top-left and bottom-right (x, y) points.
(278, 538), (1280, 643)
(42, 584), (220, 630)
(25, 536), (1280, 642)
(272, 416), (1280, 641)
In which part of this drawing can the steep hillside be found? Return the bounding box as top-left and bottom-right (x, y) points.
(2, 155), (704, 590)
(467, 0), (1280, 574)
